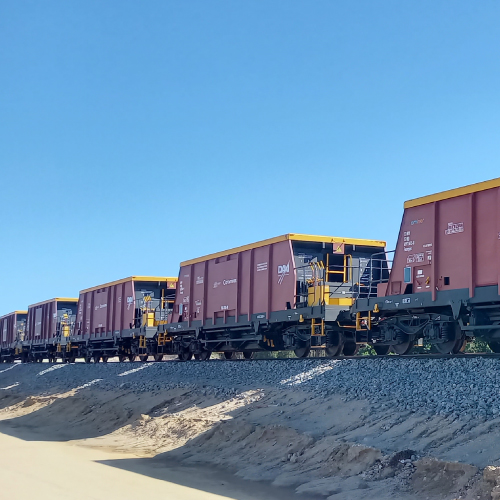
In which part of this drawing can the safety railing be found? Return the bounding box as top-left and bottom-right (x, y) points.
(133, 296), (175, 327)
(294, 251), (394, 306)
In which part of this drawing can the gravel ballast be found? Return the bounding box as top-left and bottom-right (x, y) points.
(1, 356), (499, 420)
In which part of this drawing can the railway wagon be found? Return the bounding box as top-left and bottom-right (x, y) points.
(23, 298), (78, 362)
(69, 276), (177, 363)
(164, 233), (387, 360)
(0, 311), (27, 362)
(353, 177), (500, 354)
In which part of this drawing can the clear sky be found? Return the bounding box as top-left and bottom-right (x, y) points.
(1, 1), (500, 313)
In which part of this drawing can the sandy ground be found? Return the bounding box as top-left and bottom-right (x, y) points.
(0, 432), (301, 500)
(2, 364), (500, 499)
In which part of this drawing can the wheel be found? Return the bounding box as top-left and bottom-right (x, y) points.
(393, 341), (413, 355)
(434, 322), (462, 354)
(434, 337), (462, 354)
(128, 354), (136, 362)
(223, 352), (236, 360)
(194, 350), (211, 361)
(154, 354), (164, 362)
(489, 341), (500, 353)
(93, 355), (100, 363)
(200, 350), (212, 361)
(242, 351), (253, 360)
(325, 331), (344, 357)
(85, 355), (92, 364)
(118, 355), (127, 362)
(294, 340), (311, 358)
(342, 342), (359, 356)
(178, 350), (193, 361)
(102, 356), (109, 363)
(373, 345), (391, 355)
(139, 355), (149, 362)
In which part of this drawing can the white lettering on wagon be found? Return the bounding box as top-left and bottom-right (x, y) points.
(223, 279), (237, 285)
(407, 253), (424, 264)
(445, 222), (464, 235)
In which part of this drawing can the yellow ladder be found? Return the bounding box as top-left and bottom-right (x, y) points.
(311, 318), (325, 336)
(326, 254), (352, 283)
(356, 311), (371, 331)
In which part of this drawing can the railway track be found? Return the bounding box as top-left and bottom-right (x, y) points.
(4, 351), (500, 366)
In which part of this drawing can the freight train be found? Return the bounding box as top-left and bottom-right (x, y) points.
(1, 177), (500, 363)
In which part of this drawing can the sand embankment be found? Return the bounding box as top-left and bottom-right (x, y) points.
(1, 359), (500, 499)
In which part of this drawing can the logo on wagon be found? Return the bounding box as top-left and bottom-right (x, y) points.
(277, 262), (290, 285)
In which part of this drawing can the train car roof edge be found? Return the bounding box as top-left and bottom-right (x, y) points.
(79, 276), (178, 294)
(181, 233), (386, 266)
(0, 310), (28, 320)
(404, 177), (500, 209)
(28, 298), (79, 308)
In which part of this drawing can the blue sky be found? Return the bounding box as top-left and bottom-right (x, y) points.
(1, 1), (500, 312)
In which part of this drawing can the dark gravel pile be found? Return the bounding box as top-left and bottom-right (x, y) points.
(0, 356), (498, 419)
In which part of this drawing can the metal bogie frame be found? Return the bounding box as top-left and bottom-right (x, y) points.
(165, 251), (390, 360)
(353, 276), (500, 353)
(165, 303), (360, 360)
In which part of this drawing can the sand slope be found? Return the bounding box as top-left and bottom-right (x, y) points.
(1, 362), (500, 499)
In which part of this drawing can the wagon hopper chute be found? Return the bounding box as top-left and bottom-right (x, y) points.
(165, 233), (387, 360)
(0, 311), (27, 363)
(69, 276), (178, 363)
(23, 298), (78, 363)
(353, 177), (500, 355)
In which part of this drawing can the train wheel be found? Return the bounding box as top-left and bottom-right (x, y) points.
(342, 342), (359, 356)
(434, 340), (457, 354)
(102, 356), (109, 363)
(294, 341), (311, 358)
(84, 355), (92, 363)
(178, 350), (193, 361)
(393, 341), (413, 355)
(373, 345), (391, 355)
(139, 355), (149, 362)
(223, 352), (236, 360)
(325, 331), (344, 357)
(242, 351), (253, 360)
(489, 341), (500, 353)
(118, 355), (126, 362)
(200, 350), (212, 361)
(93, 355), (100, 363)
(154, 354), (164, 362)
